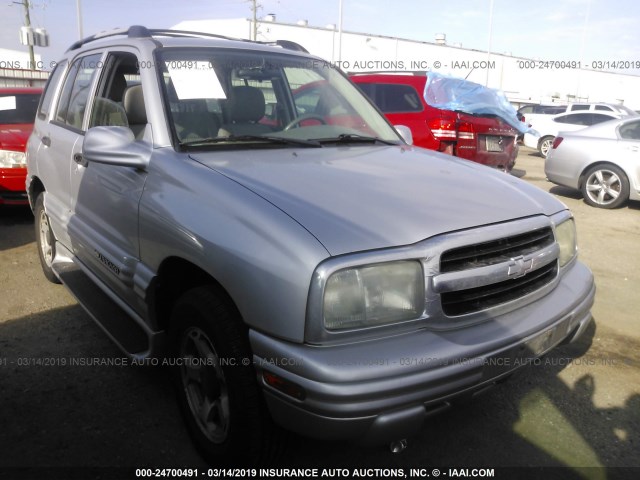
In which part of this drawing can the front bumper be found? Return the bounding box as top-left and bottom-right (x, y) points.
(250, 260), (595, 445)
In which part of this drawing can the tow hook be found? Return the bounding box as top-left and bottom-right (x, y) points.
(389, 439), (408, 453)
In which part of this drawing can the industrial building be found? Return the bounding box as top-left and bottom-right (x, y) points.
(0, 47), (46, 88)
(174, 17), (640, 110)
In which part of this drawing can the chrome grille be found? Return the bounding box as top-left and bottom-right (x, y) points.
(440, 227), (554, 273)
(436, 226), (558, 317)
(441, 261), (557, 316)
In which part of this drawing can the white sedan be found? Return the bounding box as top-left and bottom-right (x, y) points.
(524, 111), (621, 158)
(545, 116), (640, 209)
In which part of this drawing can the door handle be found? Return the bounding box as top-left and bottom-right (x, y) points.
(41, 136), (51, 147)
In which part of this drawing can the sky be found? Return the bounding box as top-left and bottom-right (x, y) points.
(0, 0), (639, 74)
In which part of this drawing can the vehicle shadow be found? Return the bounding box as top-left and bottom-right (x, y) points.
(0, 305), (207, 469)
(1, 306), (638, 477)
(511, 168), (526, 179)
(550, 187), (640, 211)
(282, 319), (640, 476)
(549, 186), (583, 200)
(626, 200), (640, 211)
(0, 205), (34, 251)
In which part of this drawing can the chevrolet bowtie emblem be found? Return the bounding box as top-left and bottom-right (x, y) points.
(508, 256), (534, 278)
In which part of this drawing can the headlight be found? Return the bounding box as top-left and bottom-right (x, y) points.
(323, 261), (424, 331)
(556, 218), (577, 267)
(0, 150), (26, 168)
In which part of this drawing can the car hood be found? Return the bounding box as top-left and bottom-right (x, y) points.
(190, 146), (565, 256)
(0, 123), (33, 151)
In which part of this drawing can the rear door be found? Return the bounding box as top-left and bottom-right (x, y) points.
(31, 54), (102, 249)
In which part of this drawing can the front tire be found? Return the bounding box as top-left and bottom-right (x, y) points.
(538, 136), (554, 158)
(34, 194), (61, 284)
(169, 286), (284, 465)
(581, 164), (629, 209)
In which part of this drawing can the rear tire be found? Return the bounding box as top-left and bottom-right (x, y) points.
(169, 286), (285, 465)
(538, 136), (554, 158)
(34, 194), (61, 284)
(581, 164), (629, 209)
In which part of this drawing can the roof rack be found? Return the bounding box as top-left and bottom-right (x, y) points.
(264, 40), (308, 53)
(66, 25), (308, 53)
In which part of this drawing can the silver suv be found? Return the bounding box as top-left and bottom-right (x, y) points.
(26, 26), (595, 465)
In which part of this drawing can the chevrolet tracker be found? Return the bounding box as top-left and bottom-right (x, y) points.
(26, 26), (595, 464)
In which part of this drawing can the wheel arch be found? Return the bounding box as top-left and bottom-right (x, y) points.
(28, 175), (45, 209)
(538, 134), (555, 148)
(578, 161), (629, 190)
(150, 256), (242, 334)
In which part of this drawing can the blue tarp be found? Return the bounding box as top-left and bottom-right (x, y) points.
(423, 72), (530, 134)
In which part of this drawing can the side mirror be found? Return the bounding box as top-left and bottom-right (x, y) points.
(83, 126), (150, 169)
(394, 125), (413, 145)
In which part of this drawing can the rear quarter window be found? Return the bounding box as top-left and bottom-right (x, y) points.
(589, 113), (616, 125)
(554, 113), (591, 125)
(568, 104), (590, 111)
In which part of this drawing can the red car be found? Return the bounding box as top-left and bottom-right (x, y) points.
(0, 87), (42, 205)
(351, 74), (518, 172)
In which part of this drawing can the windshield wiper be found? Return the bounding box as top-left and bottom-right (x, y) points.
(319, 133), (399, 146)
(179, 134), (322, 148)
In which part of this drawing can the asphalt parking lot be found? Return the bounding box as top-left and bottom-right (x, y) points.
(0, 147), (638, 479)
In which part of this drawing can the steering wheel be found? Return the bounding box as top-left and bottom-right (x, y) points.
(283, 114), (327, 130)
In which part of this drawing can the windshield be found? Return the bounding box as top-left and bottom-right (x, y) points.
(0, 93), (41, 125)
(158, 49), (401, 149)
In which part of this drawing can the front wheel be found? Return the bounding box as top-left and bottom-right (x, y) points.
(169, 286), (285, 465)
(538, 136), (554, 158)
(581, 164), (629, 209)
(34, 194), (61, 284)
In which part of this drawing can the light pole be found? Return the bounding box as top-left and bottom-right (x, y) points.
(76, 0), (83, 39)
(338, 0), (343, 64)
(486, 0), (494, 86)
(14, 0), (36, 67)
(576, 0), (591, 100)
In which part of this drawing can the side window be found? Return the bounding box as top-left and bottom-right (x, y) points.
(543, 106), (565, 114)
(554, 114), (573, 124)
(54, 53), (102, 130)
(589, 114), (615, 125)
(376, 84), (423, 113)
(595, 105), (614, 112)
(89, 52), (141, 129)
(569, 104), (590, 111)
(555, 113), (590, 125)
(356, 83), (375, 101)
(619, 120), (640, 140)
(37, 62), (67, 120)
